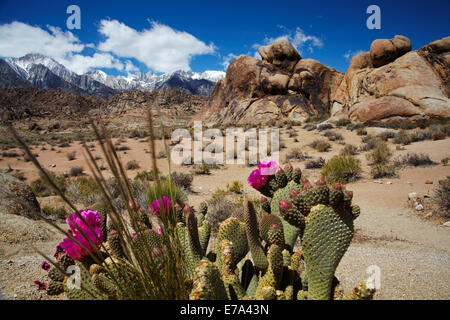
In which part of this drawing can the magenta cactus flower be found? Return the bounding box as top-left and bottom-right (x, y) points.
(34, 280), (47, 291)
(151, 196), (172, 217)
(248, 160), (279, 190)
(59, 210), (103, 261)
(258, 160), (279, 176)
(41, 261), (50, 271)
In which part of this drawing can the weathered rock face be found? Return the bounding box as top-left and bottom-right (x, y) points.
(0, 172), (41, 219)
(197, 40), (343, 125)
(336, 36), (450, 124)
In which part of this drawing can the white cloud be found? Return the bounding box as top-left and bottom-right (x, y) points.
(221, 53), (238, 70)
(256, 27), (323, 56)
(124, 60), (139, 73)
(98, 19), (215, 73)
(343, 49), (365, 61)
(60, 53), (125, 74)
(0, 21), (84, 59)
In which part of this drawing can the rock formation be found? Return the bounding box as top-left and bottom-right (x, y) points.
(197, 36), (449, 125)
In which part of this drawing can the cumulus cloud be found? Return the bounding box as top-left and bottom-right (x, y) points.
(343, 49), (365, 61)
(0, 21), (84, 59)
(98, 19), (215, 73)
(0, 20), (216, 74)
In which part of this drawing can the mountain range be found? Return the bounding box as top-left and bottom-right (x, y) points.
(0, 54), (225, 97)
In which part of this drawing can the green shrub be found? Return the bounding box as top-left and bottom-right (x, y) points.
(321, 155), (362, 184)
(170, 172), (193, 190)
(377, 131), (397, 141)
(441, 157), (450, 166)
(305, 157), (325, 169)
(366, 143), (393, 165)
(193, 163), (210, 175)
(335, 119), (351, 127)
(284, 148), (310, 163)
(431, 129), (446, 141)
(227, 180), (243, 194)
(67, 151), (76, 161)
(322, 130), (343, 141)
(126, 160), (140, 170)
(356, 128), (367, 136)
(309, 139), (332, 152)
(395, 153), (436, 167)
(146, 178), (187, 208)
(370, 164), (397, 179)
(134, 170), (155, 181)
(340, 144), (358, 156)
(69, 166), (83, 177)
(42, 205), (67, 220)
(360, 135), (379, 151)
(393, 130), (414, 145)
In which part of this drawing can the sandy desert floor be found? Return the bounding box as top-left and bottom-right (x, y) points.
(0, 124), (449, 300)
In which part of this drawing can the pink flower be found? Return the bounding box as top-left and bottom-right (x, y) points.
(34, 280), (47, 291)
(156, 225), (163, 236)
(59, 210), (103, 261)
(41, 261), (50, 271)
(151, 196), (172, 217)
(248, 169), (268, 190)
(258, 160), (279, 176)
(248, 160), (279, 190)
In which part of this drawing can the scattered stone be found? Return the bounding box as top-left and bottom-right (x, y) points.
(386, 181), (392, 185)
(408, 192), (417, 200)
(443, 221), (450, 227)
(425, 180), (433, 184)
(425, 212), (433, 219)
(415, 204), (424, 211)
(374, 180), (383, 184)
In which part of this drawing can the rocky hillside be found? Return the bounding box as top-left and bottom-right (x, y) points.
(196, 36), (450, 125)
(0, 87), (207, 121)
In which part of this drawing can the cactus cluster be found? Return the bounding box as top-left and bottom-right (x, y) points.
(39, 163), (375, 300)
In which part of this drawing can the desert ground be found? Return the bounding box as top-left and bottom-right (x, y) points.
(0, 122), (449, 300)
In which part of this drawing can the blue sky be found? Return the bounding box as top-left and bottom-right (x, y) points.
(0, 0), (449, 75)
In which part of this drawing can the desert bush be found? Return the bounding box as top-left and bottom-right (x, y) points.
(303, 124), (317, 131)
(1, 151), (20, 157)
(340, 144), (358, 156)
(317, 123), (333, 131)
(146, 178), (186, 209)
(116, 145), (130, 151)
(335, 119), (351, 127)
(67, 151), (76, 161)
(126, 160), (140, 170)
(396, 153), (435, 167)
(129, 129), (148, 139)
(305, 157), (325, 169)
(321, 155), (362, 184)
(441, 157), (449, 166)
(323, 130), (343, 141)
(284, 148), (310, 163)
(434, 176), (450, 218)
(69, 166), (83, 177)
(134, 170), (155, 181)
(359, 135), (379, 151)
(58, 142), (70, 148)
(193, 163), (210, 175)
(309, 139), (331, 152)
(11, 170), (26, 181)
(356, 127), (368, 136)
(288, 130), (298, 138)
(227, 180), (243, 194)
(31, 171), (66, 196)
(377, 131), (397, 141)
(42, 205), (67, 220)
(206, 192), (235, 236)
(393, 130), (415, 145)
(346, 123), (365, 131)
(170, 172), (193, 190)
(366, 143), (393, 165)
(370, 164), (398, 179)
(431, 129), (446, 141)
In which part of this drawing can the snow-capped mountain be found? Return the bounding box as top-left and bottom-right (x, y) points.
(0, 54), (225, 97)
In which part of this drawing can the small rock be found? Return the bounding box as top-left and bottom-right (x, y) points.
(425, 212), (433, 218)
(13, 294), (17, 298)
(386, 181), (392, 185)
(374, 180), (383, 184)
(51, 164), (56, 168)
(415, 204), (424, 211)
(408, 192), (417, 200)
(443, 221), (450, 227)
(425, 180), (433, 184)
